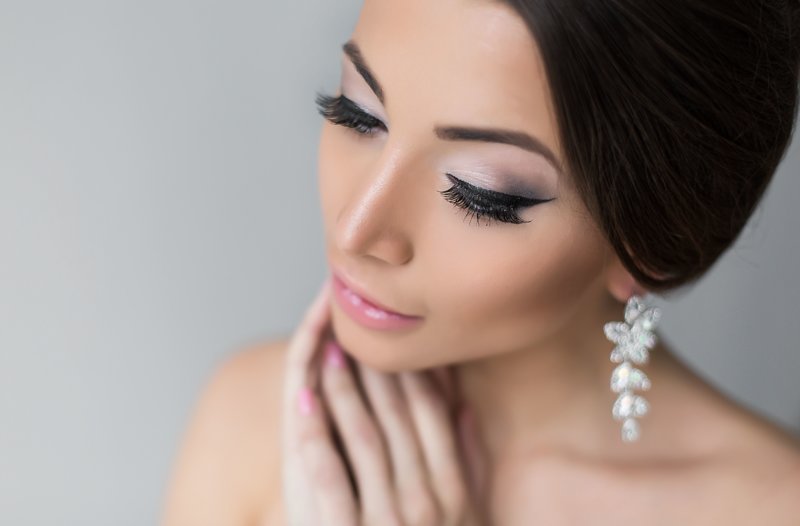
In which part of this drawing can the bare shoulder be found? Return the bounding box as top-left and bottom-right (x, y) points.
(650, 349), (800, 523)
(161, 336), (291, 526)
(709, 403), (800, 524)
(675, 420), (800, 525)
(509, 425), (800, 525)
(508, 350), (800, 525)
(676, 349), (800, 500)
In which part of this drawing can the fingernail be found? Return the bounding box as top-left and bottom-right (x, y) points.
(298, 387), (315, 415)
(324, 339), (345, 368)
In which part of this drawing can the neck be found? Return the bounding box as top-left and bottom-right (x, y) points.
(453, 293), (670, 464)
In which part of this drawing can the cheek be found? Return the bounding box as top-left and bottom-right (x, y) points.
(317, 126), (347, 228)
(316, 126), (609, 371)
(318, 125), (373, 246)
(427, 210), (608, 359)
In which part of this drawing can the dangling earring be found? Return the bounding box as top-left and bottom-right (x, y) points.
(603, 294), (662, 442)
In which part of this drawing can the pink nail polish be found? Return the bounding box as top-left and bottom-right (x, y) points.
(324, 339), (345, 368)
(298, 387), (315, 415)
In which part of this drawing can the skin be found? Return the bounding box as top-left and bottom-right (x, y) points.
(161, 0), (800, 524)
(279, 278), (488, 525)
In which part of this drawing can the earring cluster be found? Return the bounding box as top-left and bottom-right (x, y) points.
(603, 294), (662, 442)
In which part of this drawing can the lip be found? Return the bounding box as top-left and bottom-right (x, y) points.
(331, 270), (423, 331)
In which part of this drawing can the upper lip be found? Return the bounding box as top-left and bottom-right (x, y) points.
(332, 269), (420, 318)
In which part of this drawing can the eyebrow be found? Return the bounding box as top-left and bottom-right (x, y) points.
(343, 40), (385, 105)
(342, 39), (564, 175)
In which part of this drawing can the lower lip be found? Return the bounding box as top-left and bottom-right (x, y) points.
(332, 274), (423, 331)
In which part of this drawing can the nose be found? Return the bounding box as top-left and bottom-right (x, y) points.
(333, 147), (420, 266)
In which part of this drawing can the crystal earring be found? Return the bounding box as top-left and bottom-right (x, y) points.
(603, 294), (662, 442)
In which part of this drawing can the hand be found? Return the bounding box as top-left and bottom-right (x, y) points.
(280, 275), (489, 526)
(280, 276), (336, 526)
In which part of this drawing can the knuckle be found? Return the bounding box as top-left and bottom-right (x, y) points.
(307, 454), (341, 490)
(353, 415), (382, 451)
(322, 364), (353, 395)
(296, 421), (326, 450)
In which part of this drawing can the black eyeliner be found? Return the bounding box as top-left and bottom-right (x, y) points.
(314, 90), (555, 226)
(444, 173), (554, 207)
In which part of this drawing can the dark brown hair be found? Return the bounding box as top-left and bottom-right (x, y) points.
(503, 0), (800, 292)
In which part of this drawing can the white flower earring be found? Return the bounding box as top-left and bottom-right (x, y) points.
(603, 294), (662, 442)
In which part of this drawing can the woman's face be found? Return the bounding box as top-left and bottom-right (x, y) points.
(319, 0), (616, 371)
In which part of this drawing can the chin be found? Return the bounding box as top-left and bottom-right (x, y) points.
(330, 315), (435, 373)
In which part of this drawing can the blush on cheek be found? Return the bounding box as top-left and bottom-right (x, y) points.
(433, 231), (607, 358)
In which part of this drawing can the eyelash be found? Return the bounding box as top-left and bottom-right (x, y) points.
(315, 91), (386, 137)
(314, 90), (553, 226)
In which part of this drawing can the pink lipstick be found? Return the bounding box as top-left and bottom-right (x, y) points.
(331, 272), (423, 331)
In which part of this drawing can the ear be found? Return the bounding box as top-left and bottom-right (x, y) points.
(605, 253), (649, 303)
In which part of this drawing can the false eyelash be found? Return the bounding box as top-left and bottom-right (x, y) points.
(314, 91), (552, 227)
(440, 173), (555, 226)
(440, 175), (529, 226)
(314, 91), (386, 137)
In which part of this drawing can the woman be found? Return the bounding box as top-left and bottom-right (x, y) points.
(162, 0), (800, 524)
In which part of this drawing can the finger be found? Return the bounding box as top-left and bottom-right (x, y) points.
(399, 370), (468, 520)
(296, 385), (359, 525)
(279, 276), (339, 525)
(283, 275), (333, 420)
(356, 360), (439, 525)
(321, 338), (400, 525)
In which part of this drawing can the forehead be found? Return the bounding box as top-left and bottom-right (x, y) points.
(350, 0), (561, 161)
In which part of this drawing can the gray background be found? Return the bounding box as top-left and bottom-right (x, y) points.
(1, 1), (797, 524)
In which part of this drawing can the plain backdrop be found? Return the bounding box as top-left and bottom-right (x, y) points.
(1, 1), (798, 524)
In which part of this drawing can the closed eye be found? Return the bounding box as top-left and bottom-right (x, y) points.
(314, 90), (556, 226)
(440, 173), (555, 226)
(315, 91), (386, 137)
